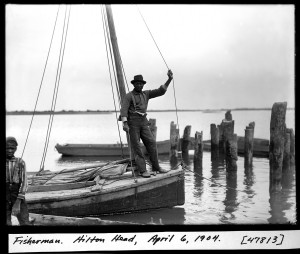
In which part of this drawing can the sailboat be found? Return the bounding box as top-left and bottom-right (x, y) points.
(25, 5), (185, 217)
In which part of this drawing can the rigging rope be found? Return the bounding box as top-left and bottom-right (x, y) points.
(20, 6), (61, 160)
(136, 5), (169, 70)
(101, 5), (125, 157)
(39, 5), (71, 172)
(136, 5), (183, 161)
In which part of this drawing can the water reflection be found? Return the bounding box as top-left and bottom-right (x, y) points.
(244, 165), (255, 196)
(268, 192), (289, 224)
(268, 158), (295, 223)
(220, 171), (238, 223)
(192, 154), (204, 200)
(268, 163), (296, 224)
(102, 207), (186, 225)
(282, 164), (296, 190)
(211, 150), (225, 179)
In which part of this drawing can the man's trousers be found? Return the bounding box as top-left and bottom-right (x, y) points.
(6, 183), (30, 226)
(128, 115), (160, 173)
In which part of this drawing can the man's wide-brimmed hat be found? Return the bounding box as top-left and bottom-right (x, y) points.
(6, 136), (18, 146)
(131, 75), (146, 85)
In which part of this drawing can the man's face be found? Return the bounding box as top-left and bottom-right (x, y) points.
(6, 144), (17, 158)
(133, 82), (144, 92)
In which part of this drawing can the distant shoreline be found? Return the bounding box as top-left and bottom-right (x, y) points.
(5, 108), (294, 115)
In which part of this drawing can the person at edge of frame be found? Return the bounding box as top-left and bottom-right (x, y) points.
(6, 136), (31, 225)
(120, 70), (173, 178)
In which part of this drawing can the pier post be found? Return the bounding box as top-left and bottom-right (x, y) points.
(210, 124), (219, 150)
(218, 124), (224, 152)
(222, 119), (235, 153)
(283, 130), (291, 172)
(226, 134), (238, 172)
(181, 125), (191, 162)
(170, 121), (179, 163)
(210, 124), (219, 161)
(288, 128), (295, 166)
(225, 110), (232, 121)
(244, 122), (255, 169)
(282, 128), (294, 189)
(218, 110), (235, 153)
(211, 143), (220, 162)
(148, 118), (157, 141)
(269, 102), (287, 193)
(194, 131), (203, 170)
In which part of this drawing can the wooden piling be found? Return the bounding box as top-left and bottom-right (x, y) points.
(225, 110), (232, 121)
(218, 124), (224, 151)
(244, 122), (255, 169)
(282, 129), (293, 189)
(249, 121), (255, 129)
(222, 119), (235, 153)
(211, 124), (219, 161)
(283, 130), (291, 172)
(269, 102), (287, 193)
(287, 128), (295, 166)
(210, 124), (219, 149)
(211, 144), (219, 162)
(226, 134), (238, 172)
(181, 125), (191, 162)
(148, 118), (157, 141)
(194, 131), (203, 170)
(170, 121), (179, 161)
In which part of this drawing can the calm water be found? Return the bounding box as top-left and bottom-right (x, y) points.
(6, 110), (296, 224)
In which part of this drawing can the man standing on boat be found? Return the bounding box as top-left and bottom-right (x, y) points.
(6, 136), (30, 225)
(120, 70), (173, 178)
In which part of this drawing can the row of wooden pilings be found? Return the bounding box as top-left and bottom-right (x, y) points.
(150, 102), (294, 195)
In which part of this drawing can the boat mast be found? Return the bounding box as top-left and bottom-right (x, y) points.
(105, 5), (127, 102)
(105, 5), (133, 159)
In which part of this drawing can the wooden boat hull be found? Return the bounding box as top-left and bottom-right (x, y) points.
(55, 140), (170, 156)
(55, 136), (269, 157)
(237, 136), (269, 157)
(26, 169), (185, 217)
(202, 137), (269, 157)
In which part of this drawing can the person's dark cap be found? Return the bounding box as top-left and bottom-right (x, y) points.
(6, 136), (18, 146)
(131, 75), (146, 85)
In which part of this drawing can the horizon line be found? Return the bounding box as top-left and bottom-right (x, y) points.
(6, 107), (295, 113)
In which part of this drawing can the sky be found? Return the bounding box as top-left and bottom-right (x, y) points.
(5, 4), (295, 111)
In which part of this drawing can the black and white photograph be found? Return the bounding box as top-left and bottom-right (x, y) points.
(5, 3), (297, 252)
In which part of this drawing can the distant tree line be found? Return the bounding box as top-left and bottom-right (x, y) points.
(6, 107), (294, 115)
